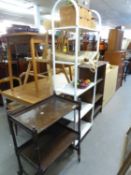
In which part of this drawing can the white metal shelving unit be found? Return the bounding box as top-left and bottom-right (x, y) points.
(51, 0), (102, 140)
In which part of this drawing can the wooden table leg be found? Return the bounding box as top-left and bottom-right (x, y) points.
(7, 45), (13, 91)
(23, 61), (31, 85)
(47, 62), (52, 80)
(30, 39), (39, 92)
(68, 65), (72, 81)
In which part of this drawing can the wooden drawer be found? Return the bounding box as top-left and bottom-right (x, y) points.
(59, 5), (96, 28)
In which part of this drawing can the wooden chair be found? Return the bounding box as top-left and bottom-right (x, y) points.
(19, 56), (52, 85)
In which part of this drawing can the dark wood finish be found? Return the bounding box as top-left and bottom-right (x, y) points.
(8, 95), (81, 175)
(94, 105), (102, 117)
(20, 124), (77, 171)
(12, 96), (79, 133)
(116, 62), (125, 90)
(79, 61), (106, 118)
(94, 64), (106, 116)
(104, 51), (125, 65)
(80, 88), (93, 104)
(95, 94), (103, 103)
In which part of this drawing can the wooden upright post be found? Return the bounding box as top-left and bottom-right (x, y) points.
(30, 38), (39, 92)
(7, 43), (13, 91)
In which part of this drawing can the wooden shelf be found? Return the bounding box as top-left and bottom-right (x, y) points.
(19, 124), (77, 171)
(54, 26), (99, 32)
(55, 82), (95, 97)
(64, 102), (93, 122)
(12, 95), (79, 133)
(8, 95), (80, 174)
(96, 78), (103, 85)
(68, 120), (92, 140)
(79, 61), (106, 119)
(94, 105), (102, 116)
(56, 60), (75, 65)
(95, 94), (103, 103)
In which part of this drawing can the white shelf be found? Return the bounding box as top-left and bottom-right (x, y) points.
(80, 121), (92, 139)
(79, 26), (99, 32)
(68, 120), (92, 140)
(55, 60), (75, 65)
(55, 82), (95, 97)
(96, 78), (103, 84)
(64, 102), (93, 122)
(54, 26), (99, 32)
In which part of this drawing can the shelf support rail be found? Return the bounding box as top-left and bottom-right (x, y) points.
(90, 9), (102, 59)
(51, 0), (79, 94)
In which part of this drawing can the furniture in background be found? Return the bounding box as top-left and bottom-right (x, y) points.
(8, 95), (81, 175)
(2, 32), (49, 92)
(104, 51), (126, 90)
(20, 57), (51, 85)
(1, 77), (53, 105)
(108, 29), (124, 51)
(104, 27), (125, 91)
(103, 65), (118, 107)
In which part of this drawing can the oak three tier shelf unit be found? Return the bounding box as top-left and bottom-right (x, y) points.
(51, 0), (105, 140)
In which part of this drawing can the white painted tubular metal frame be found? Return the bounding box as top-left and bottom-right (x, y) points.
(51, 0), (102, 132)
(51, 0), (79, 101)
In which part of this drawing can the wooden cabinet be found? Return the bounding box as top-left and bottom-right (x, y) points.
(108, 29), (123, 51)
(104, 51), (125, 65)
(104, 51), (125, 90)
(95, 63), (106, 116)
(105, 28), (125, 90)
(103, 65), (118, 107)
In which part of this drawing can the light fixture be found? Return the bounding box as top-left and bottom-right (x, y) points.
(0, 19), (34, 35)
(43, 14), (60, 21)
(0, 1), (34, 15)
(1, 0), (33, 8)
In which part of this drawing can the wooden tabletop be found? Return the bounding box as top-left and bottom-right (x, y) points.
(2, 32), (44, 38)
(2, 32), (46, 45)
(2, 78), (53, 105)
(11, 95), (78, 133)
